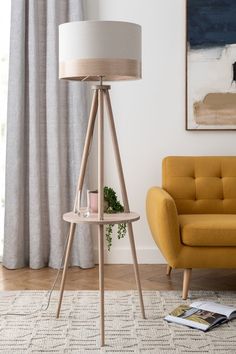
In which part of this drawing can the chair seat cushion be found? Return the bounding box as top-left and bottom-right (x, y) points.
(179, 214), (236, 246)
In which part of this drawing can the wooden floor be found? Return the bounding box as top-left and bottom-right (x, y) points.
(1, 264), (236, 291)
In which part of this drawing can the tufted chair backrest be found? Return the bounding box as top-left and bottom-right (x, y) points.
(162, 156), (236, 214)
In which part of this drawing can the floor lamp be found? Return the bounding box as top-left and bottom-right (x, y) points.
(57, 20), (145, 346)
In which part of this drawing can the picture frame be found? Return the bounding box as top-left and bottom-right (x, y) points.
(186, 0), (236, 131)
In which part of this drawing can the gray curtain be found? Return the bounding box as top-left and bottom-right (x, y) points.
(3, 0), (94, 269)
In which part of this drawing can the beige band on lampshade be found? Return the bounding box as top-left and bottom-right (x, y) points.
(59, 21), (142, 81)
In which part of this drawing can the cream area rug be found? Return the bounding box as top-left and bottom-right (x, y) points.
(0, 290), (236, 353)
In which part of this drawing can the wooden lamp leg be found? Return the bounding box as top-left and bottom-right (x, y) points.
(127, 223), (146, 319)
(56, 222), (76, 318)
(104, 90), (145, 319)
(73, 90), (99, 211)
(56, 89), (98, 318)
(182, 268), (192, 300)
(98, 88), (105, 346)
(98, 225), (105, 347)
(166, 265), (172, 276)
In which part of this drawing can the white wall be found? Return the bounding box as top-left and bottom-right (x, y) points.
(84, 0), (236, 264)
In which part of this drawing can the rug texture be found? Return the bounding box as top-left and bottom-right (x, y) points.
(0, 290), (236, 353)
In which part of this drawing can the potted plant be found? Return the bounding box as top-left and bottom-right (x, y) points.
(88, 187), (127, 250)
(104, 186), (127, 251)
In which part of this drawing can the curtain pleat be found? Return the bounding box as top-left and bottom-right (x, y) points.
(3, 0), (94, 269)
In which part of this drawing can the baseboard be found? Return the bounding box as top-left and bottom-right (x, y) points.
(93, 247), (165, 264)
(0, 250), (164, 266)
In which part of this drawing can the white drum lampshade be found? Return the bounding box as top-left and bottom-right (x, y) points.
(59, 20), (142, 81)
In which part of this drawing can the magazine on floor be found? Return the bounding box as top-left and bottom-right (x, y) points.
(165, 301), (236, 331)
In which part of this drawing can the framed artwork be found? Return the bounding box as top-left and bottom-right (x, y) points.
(186, 0), (236, 130)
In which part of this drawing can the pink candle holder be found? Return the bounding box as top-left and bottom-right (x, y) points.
(88, 190), (98, 213)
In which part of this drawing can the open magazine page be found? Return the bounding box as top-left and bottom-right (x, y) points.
(165, 304), (226, 331)
(191, 301), (236, 319)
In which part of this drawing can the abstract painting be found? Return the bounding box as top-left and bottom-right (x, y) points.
(186, 0), (236, 130)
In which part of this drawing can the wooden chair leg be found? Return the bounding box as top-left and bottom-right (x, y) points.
(182, 268), (192, 300)
(166, 265), (172, 276)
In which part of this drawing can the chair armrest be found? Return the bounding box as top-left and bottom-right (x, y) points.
(146, 187), (182, 266)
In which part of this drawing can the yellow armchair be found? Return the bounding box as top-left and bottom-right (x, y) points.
(146, 156), (236, 299)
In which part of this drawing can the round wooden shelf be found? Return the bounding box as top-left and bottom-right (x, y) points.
(63, 211), (140, 225)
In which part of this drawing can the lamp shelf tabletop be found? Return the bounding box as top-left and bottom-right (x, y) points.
(63, 211), (140, 225)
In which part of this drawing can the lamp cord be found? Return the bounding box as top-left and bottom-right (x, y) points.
(0, 229), (70, 317)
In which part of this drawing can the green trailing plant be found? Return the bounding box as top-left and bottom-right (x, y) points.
(104, 186), (127, 251)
